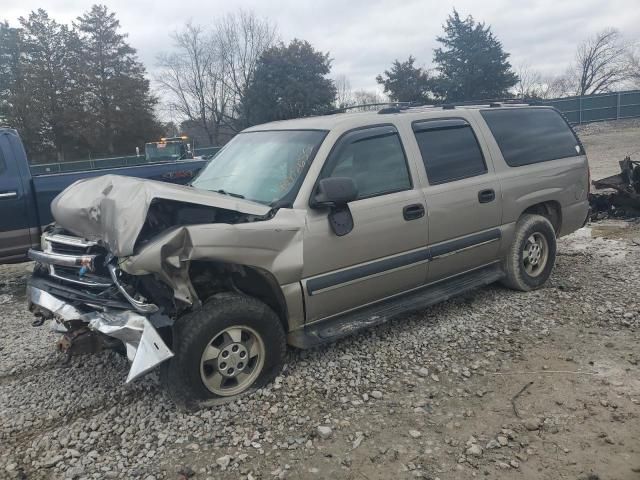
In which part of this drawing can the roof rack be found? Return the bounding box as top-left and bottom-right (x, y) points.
(327, 102), (413, 115)
(326, 98), (537, 116)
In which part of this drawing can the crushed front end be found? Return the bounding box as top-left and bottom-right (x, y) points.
(27, 231), (174, 382)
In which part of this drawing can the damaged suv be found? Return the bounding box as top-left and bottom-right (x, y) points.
(27, 104), (589, 405)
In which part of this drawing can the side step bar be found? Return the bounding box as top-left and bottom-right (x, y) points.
(288, 263), (504, 349)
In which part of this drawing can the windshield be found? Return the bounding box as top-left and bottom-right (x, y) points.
(145, 142), (185, 161)
(192, 130), (327, 205)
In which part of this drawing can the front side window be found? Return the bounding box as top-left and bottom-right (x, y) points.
(192, 130), (327, 205)
(324, 128), (411, 199)
(413, 119), (487, 185)
(480, 108), (581, 167)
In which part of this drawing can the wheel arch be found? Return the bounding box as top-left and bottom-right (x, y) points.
(188, 260), (290, 333)
(521, 200), (562, 235)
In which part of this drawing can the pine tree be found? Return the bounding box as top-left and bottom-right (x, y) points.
(433, 10), (518, 102)
(0, 22), (42, 156)
(376, 56), (432, 103)
(0, 22), (17, 121)
(244, 39), (336, 125)
(76, 5), (161, 156)
(19, 10), (84, 161)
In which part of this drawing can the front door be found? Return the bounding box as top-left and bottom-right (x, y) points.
(0, 133), (32, 262)
(302, 125), (429, 323)
(411, 118), (502, 282)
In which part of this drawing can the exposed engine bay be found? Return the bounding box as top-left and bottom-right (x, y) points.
(26, 175), (304, 383)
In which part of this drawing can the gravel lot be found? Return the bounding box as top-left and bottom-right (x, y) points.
(575, 118), (640, 183)
(1, 121), (639, 480)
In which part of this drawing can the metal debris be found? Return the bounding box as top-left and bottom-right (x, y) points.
(591, 156), (640, 219)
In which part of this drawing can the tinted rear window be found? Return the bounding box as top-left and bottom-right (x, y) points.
(480, 108), (581, 167)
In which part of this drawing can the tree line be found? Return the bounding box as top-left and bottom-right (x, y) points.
(1, 6), (639, 162)
(155, 11), (336, 147)
(0, 6), (162, 162)
(374, 11), (639, 105)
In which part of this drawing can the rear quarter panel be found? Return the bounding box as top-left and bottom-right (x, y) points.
(470, 109), (589, 247)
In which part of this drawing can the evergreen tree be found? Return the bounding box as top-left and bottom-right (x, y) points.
(433, 10), (518, 101)
(375, 56), (432, 103)
(19, 10), (84, 161)
(76, 5), (161, 156)
(0, 22), (45, 158)
(244, 39), (336, 125)
(0, 22), (18, 122)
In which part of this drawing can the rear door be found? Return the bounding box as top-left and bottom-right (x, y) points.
(0, 133), (32, 262)
(411, 117), (502, 282)
(302, 125), (429, 322)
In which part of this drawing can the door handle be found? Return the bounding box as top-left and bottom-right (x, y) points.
(478, 189), (495, 203)
(0, 191), (17, 199)
(403, 203), (425, 221)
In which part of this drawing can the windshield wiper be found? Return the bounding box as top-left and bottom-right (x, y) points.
(215, 189), (245, 199)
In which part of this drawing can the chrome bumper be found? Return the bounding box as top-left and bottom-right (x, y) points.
(27, 284), (173, 382)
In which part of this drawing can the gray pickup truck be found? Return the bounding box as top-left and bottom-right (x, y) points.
(26, 104), (589, 407)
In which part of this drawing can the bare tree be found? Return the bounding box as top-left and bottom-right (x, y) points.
(573, 28), (630, 96)
(532, 74), (573, 99)
(514, 64), (543, 98)
(628, 44), (640, 88)
(155, 23), (231, 145)
(216, 10), (277, 127)
(334, 74), (352, 108)
(349, 89), (388, 110)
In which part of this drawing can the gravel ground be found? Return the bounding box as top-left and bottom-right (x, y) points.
(575, 118), (640, 182)
(1, 121), (639, 480)
(1, 222), (639, 480)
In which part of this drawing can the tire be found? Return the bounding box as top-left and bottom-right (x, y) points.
(161, 292), (286, 408)
(501, 214), (557, 291)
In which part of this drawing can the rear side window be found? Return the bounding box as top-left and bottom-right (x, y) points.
(481, 108), (581, 167)
(325, 127), (411, 199)
(413, 119), (487, 185)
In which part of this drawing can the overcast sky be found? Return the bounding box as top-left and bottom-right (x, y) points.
(4, 0), (640, 96)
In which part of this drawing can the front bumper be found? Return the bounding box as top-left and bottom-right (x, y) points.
(27, 282), (174, 382)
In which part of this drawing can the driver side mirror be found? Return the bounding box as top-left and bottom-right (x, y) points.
(312, 177), (358, 236)
(312, 177), (358, 208)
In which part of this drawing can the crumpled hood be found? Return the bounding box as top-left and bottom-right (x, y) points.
(51, 175), (271, 257)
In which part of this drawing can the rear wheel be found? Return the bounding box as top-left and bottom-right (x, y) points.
(501, 214), (557, 291)
(161, 292), (286, 408)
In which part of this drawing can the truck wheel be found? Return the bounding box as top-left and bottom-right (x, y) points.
(501, 214), (557, 291)
(161, 292), (286, 408)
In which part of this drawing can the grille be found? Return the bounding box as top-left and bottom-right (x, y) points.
(42, 233), (112, 288)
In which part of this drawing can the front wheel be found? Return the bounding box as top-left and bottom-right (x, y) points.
(501, 214), (557, 291)
(161, 292), (286, 408)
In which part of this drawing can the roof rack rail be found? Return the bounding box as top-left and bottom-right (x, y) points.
(327, 102), (412, 115)
(431, 98), (534, 109)
(324, 98), (537, 116)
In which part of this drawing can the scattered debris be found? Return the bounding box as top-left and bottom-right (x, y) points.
(511, 381), (534, 418)
(591, 156), (640, 219)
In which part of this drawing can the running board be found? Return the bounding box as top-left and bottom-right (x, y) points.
(288, 263), (504, 349)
